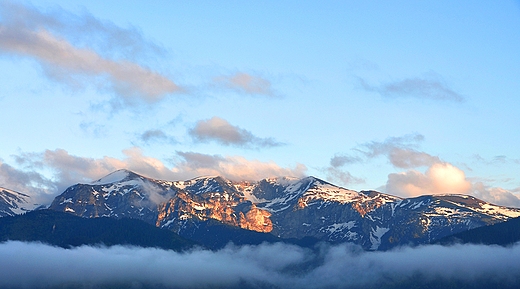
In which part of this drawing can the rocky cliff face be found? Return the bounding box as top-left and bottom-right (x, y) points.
(48, 169), (520, 250)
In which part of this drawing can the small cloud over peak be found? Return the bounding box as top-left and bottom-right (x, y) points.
(189, 116), (284, 149)
(214, 72), (276, 96)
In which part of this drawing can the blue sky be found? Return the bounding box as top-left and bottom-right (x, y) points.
(1, 0), (519, 207)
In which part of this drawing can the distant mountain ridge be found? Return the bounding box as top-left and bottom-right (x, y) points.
(435, 216), (520, 246)
(0, 209), (196, 250)
(0, 187), (38, 217)
(47, 169), (520, 250)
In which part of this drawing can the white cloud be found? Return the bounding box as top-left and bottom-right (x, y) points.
(386, 162), (472, 197)
(385, 162), (520, 207)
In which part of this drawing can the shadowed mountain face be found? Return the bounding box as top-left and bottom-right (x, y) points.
(48, 169), (520, 250)
(435, 216), (520, 246)
(0, 209), (196, 251)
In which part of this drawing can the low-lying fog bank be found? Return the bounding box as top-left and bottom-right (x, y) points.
(1, 241), (520, 289)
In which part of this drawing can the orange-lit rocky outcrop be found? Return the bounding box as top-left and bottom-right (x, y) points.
(156, 191), (272, 233)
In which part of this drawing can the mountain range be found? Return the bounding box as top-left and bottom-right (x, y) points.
(3, 170), (520, 289)
(35, 169), (520, 250)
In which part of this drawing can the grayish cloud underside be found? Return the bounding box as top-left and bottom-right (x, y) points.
(189, 116), (283, 148)
(175, 151), (225, 169)
(0, 161), (56, 205)
(359, 75), (464, 102)
(329, 155), (362, 168)
(0, 2), (180, 107)
(139, 129), (177, 145)
(2, 241), (520, 288)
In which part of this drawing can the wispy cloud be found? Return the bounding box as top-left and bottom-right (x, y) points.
(214, 72), (275, 96)
(359, 73), (464, 102)
(189, 116), (283, 149)
(472, 154), (518, 165)
(324, 167), (365, 186)
(2, 241), (520, 288)
(0, 1), (180, 107)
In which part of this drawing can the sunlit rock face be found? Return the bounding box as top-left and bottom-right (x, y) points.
(48, 169), (520, 250)
(155, 189), (273, 233)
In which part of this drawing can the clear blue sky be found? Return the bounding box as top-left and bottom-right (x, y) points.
(1, 0), (519, 207)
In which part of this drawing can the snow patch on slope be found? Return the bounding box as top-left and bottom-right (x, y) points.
(370, 226), (390, 250)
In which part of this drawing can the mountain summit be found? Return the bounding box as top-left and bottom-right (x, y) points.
(48, 170), (520, 250)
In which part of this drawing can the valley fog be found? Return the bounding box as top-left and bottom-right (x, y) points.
(1, 241), (520, 289)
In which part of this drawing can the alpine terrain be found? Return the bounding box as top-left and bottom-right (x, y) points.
(48, 169), (520, 250)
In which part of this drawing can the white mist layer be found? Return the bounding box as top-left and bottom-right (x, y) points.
(1, 241), (520, 288)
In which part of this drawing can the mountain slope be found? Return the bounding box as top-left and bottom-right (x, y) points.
(48, 170), (520, 250)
